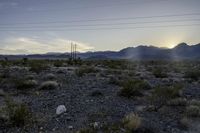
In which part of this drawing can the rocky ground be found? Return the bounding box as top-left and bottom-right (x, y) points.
(0, 60), (200, 133)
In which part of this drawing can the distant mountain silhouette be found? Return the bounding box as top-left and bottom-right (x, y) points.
(78, 43), (200, 60)
(0, 43), (200, 60)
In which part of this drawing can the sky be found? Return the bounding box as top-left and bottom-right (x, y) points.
(0, 0), (200, 54)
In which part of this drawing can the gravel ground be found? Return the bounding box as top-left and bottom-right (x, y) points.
(0, 64), (200, 133)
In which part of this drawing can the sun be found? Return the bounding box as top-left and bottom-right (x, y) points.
(166, 40), (180, 48)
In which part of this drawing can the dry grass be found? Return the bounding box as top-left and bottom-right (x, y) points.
(39, 81), (59, 90)
(167, 98), (187, 106)
(186, 105), (200, 117)
(122, 113), (142, 131)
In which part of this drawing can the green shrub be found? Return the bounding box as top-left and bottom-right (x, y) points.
(22, 58), (28, 66)
(167, 98), (187, 106)
(4, 97), (32, 126)
(1, 60), (10, 68)
(189, 99), (200, 106)
(151, 84), (183, 105)
(186, 105), (200, 117)
(109, 76), (122, 86)
(119, 79), (151, 98)
(76, 128), (97, 133)
(29, 61), (48, 73)
(75, 66), (98, 77)
(90, 90), (103, 97)
(180, 117), (190, 129)
(152, 68), (168, 78)
(53, 60), (63, 67)
(184, 69), (200, 81)
(13, 79), (37, 90)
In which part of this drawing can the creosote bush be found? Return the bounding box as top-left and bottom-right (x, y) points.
(151, 84), (183, 106)
(179, 117), (190, 129)
(119, 79), (151, 98)
(39, 81), (59, 90)
(167, 98), (187, 106)
(189, 99), (200, 106)
(109, 76), (122, 86)
(75, 66), (98, 77)
(152, 67), (168, 78)
(90, 90), (103, 97)
(29, 61), (49, 73)
(4, 96), (32, 127)
(53, 60), (63, 67)
(184, 69), (200, 81)
(13, 78), (38, 90)
(122, 113), (142, 131)
(185, 105), (200, 117)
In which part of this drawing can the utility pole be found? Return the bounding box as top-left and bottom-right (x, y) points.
(70, 42), (72, 59)
(70, 42), (77, 61)
(72, 42), (74, 60)
(75, 43), (77, 60)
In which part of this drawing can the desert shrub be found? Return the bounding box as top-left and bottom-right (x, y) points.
(0, 89), (5, 97)
(1, 68), (10, 79)
(75, 66), (98, 77)
(189, 99), (200, 106)
(119, 79), (151, 98)
(186, 105), (200, 117)
(13, 78), (38, 90)
(39, 81), (58, 90)
(26, 75), (35, 80)
(152, 67), (168, 78)
(22, 58), (28, 66)
(102, 60), (129, 69)
(45, 73), (56, 80)
(184, 69), (200, 81)
(0, 60), (10, 68)
(109, 76), (122, 86)
(122, 113), (141, 131)
(167, 98), (187, 106)
(179, 117), (190, 129)
(76, 128), (97, 133)
(90, 90), (103, 97)
(29, 61), (49, 73)
(53, 60), (63, 67)
(4, 97), (32, 126)
(151, 84), (183, 106)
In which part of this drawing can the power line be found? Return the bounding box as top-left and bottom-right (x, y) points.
(0, 0), (171, 14)
(0, 12), (199, 26)
(0, 18), (199, 28)
(0, 23), (199, 31)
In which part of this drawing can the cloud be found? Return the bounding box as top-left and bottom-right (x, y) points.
(0, 37), (94, 55)
(0, 1), (18, 8)
(0, 48), (29, 55)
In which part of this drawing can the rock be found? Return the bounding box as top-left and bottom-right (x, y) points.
(135, 105), (146, 112)
(56, 105), (66, 115)
(93, 122), (100, 129)
(68, 125), (73, 130)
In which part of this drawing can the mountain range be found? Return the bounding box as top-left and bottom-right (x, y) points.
(0, 43), (200, 60)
